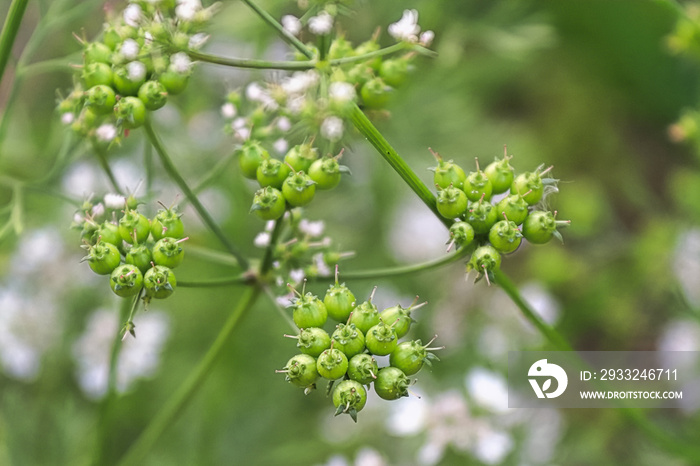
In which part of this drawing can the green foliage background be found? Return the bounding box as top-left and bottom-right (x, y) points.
(1, 0), (700, 465)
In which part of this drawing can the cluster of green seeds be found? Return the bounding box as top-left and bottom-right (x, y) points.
(242, 142), (350, 220)
(58, 1), (215, 144)
(431, 147), (570, 283)
(277, 268), (442, 422)
(78, 200), (185, 301)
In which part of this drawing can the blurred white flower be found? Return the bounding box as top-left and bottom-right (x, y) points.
(170, 52), (192, 74)
(175, 0), (201, 21)
(246, 82), (266, 101)
(95, 124), (117, 142)
(91, 203), (105, 217)
(276, 292), (295, 307)
(144, 31), (154, 46)
(329, 81), (356, 103)
(127, 61), (146, 81)
(277, 116), (292, 132)
(321, 116), (343, 141)
(354, 448), (386, 466)
(673, 228), (700, 307)
(61, 112), (74, 125)
(281, 71), (319, 96)
(388, 9), (421, 42)
(388, 197), (446, 262)
(273, 138), (288, 154)
(220, 102), (237, 119)
(312, 253), (332, 277)
(121, 39), (140, 60)
(123, 3), (142, 27)
(417, 390), (473, 466)
(104, 193), (126, 209)
(289, 268), (305, 284)
(282, 15), (302, 36)
(419, 30), (435, 47)
(385, 393), (429, 436)
(309, 11), (334, 35)
(299, 219), (325, 237)
(473, 428), (513, 465)
(254, 232), (271, 248)
(72, 309), (170, 399)
(465, 367), (509, 413)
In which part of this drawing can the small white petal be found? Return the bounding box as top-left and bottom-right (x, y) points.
(220, 103), (237, 119)
(61, 113), (74, 125)
(281, 15), (302, 36)
(273, 138), (288, 154)
(127, 61), (146, 81)
(299, 219), (325, 237)
(104, 193), (126, 209)
(308, 11), (334, 35)
(95, 124), (117, 142)
(289, 269), (305, 284)
(329, 81), (356, 103)
(121, 39), (140, 60)
(91, 203), (105, 217)
(320, 116), (343, 141)
(254, 232), (271, 248)
(170, 52), (192, 74)
(420, 30), (435, 47)
(277, 116), (292, 132)
(123, 4), (142, 27)
(188, 33), (209, 49)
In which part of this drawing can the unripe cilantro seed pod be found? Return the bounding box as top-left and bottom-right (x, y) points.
(113, 66), (146, 96)
(512, 166), (553, 205)
(332, 380), (367, 422)
(284, 143), (318, 173)
(110, 264), (143, 297)
(316, 347), (349, 380)
(83, 62), (114, 88)
(118, 209), (150, 244)
(284, 327), (331, 358)
(365, 320), (398, 356)
(238, 140), (269, 179)
(488, 219), (522, 254)
(496, 194), (530, 226)
(278, 354), (319, 389)
(436, 185), (468, 219)
(256, 158), (291, 189)
(331, 323), (365, 359)
(250, 187), (286, 221)
(379, 58), (410, 88)
(151, 206), (185, 240)
(484, 148), (515, 194)
(468, 245), (502, 281)
(523, 210), (569, 244)
(309, 154), (348, 190)
(465, 197), (498, 235)
(152, 237), (186, 268)
(447, 221), (475, 252)
(389, 337), (443, 376)
(360, 77), (391, 109)
(84, 42), (112, 65)
(348, 287), (380, 334)
(323, 277), (357, 322)
(90, 221), (121, 246)
(429, 148), (466, 190)
(347, 353), (378, 385)
(282, 171), (316, 207)
(114, 96), (146, 129)
(86, 242), (121, 275)
(125, 244), (153, 274)
(291, 290), (328, 329)
(380, 298), (426, 339)
(143, 265), (177, 299)
(138, 80), (168, 111)
(374, 367), (410, 400)
(158, 70), (189, 95)
(464, 158), (493, 202)
(86, 85), (117, 114)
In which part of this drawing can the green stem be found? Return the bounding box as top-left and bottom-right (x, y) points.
(95, 149), (123, 195)
(115, 287), (260, 466)
(310, 247), (469, 282)
(348, 104), (447, 228)
(492, 269), (571, 350)
(187, 49), (314, 70)
(329, 43), (407, 66)
(186, 244), (242, 268)
(178, 275), (248, 288)
(144, 117), (249, 269)
(116, 217), (286, 466)
(240, 0), (314, 59)
(0, 0), (29, 84)
(94, 297), (133, 465)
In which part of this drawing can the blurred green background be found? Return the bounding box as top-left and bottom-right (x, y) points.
(2, 0), (700, 465)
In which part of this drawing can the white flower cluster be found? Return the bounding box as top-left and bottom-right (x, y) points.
(388, 9), (434, 46)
